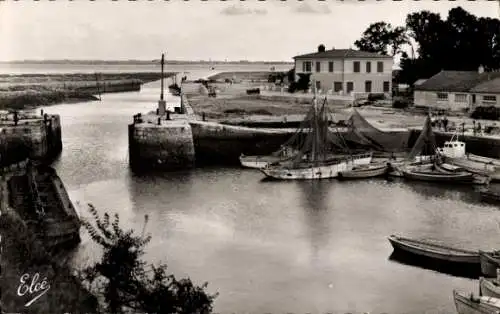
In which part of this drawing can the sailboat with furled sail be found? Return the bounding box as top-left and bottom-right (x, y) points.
(260, 94), (373, 180)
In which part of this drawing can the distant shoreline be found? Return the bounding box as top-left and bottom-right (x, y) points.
(0, 60), (295, 65)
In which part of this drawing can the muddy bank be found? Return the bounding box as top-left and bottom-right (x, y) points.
(0, 72), (176, 110)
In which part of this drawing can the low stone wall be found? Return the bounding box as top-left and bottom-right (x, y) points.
(129, 120), (196, 171)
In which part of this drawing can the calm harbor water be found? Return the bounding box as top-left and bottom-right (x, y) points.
(25, 66), (500, 313)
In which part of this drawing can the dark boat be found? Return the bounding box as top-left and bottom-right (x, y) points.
(480, 190), (500, 204)
(388, 235), (481, 264)
(401, 167), (475, 184)
(480, 251), (500, 277)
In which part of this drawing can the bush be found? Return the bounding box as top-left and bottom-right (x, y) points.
(367, 93), (385, 101)
(78, 204), (217, 314)
(392, 98), (410, 109)
(470, 106), (500, 120)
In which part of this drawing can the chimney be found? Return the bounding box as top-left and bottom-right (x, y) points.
(318, 44), (326, 53)
(478, 65), (485, 74)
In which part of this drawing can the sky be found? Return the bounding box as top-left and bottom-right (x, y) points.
(0, 0), (498, 62)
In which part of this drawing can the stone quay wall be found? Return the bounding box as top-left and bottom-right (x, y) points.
(0, 113), (63, 165)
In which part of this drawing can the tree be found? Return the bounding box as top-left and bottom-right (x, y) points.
(78, 204), (217, 314)
(354, 21), (409, 57)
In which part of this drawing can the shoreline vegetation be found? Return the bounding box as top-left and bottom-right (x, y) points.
(0, 72), (176, 110)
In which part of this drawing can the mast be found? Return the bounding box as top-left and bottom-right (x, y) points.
(160, 53), (165, 101)
(311, 79), (317, 163)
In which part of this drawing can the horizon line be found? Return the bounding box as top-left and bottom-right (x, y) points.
(0, 59), (295, 64)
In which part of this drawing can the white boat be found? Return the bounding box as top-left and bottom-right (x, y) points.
(261, 152), (373, 180)
(480, 251), (500, 277)
(453, 290), (500, 314)
(480, 277), (500, 298)
(260, 91), (373, 180)
(437, 133), (500, 181)
(240, 154), (290, 169)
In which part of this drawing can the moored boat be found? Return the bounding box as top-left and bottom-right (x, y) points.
(337, 163), (388, 180)
(260, 89), (373, 180)
(261, 152), (373, 180)
(453, 290), (500, 314)
(480, 190), (500, 204)
(240, 154), (289, 169)
(437, 134), (500, 182)
(480, 251), (500, 277)
(480, 277), (500, 298)
(388, 235), (481, 264)
(401, 167), (475, 184)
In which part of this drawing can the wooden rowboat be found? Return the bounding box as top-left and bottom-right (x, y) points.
(337, 163), (388, 180)
(480, 277), (500, 298)
(480, 251), (500, 277)
(388, 235), (480, 264)
(454, 290), (500, 314)
(401, 167), (475, 184)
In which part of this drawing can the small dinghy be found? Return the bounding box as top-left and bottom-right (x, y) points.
(337, 163), (388, 180)
(453, 290), (500, 314)
(480, 251), (500, 277)
(480, 277), (500, 298)
(388, 235), (481, 264)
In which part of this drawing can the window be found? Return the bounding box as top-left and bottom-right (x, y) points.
(353, 61), (360, 73)
(315, 81), (321, 91)
(377, 61), (384, 73)
(328, 61), (334, 73)
(347, 82), (354, 93)
(334, 82), (343, 92)
(455, 94), (467, 103)
(483, 95), (497, 102)
(383, 81), (390, 92)
(366, 62), (371, 73)
(316, 61), (321, 73)
(365, 81), (372, 93)
(437, 93), (448, 100)
(302, 61), (312, 72)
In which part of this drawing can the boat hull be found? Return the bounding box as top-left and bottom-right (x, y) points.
(239, 155), (283, 169)
(338, 163), (388, 180)
(480, 191), (500, 204)
(445, 156), (500, 182)
(401, 168), (475, 183)
(480, 251), (500, 277)
(454, 290), (500, 314)
(261, 154), (372, 180)
(388, 235), (480, 264)
(480, 277), (500, 298)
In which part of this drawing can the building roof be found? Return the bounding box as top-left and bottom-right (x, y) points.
(414, 70), (500, 93)
(414, 79), (427, 86)
(470, 76), (500, 93)
(293, 49), (392, 60)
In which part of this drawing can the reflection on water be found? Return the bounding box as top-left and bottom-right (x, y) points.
(36, 80), (500, 313)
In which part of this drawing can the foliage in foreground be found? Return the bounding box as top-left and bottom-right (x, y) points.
(78, 204), (217, 314)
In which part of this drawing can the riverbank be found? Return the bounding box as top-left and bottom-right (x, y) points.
(0, 72), (176, 110)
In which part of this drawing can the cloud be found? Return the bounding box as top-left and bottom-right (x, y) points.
(221, 5), (268, 16)
(294, 3), (332, 14)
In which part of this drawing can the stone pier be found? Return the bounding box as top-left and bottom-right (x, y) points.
(0, 111), (63, 165)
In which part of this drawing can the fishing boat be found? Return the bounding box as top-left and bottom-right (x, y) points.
(337, 163), (388, 180)
(261, 94), (373, 180)
(480, 190), (500, 204)
(239, 148), (297, 169)
(480, 251), (500, 277)
(438, 133), (500, 182)
(453, 290), (500, 314)
(480, 277), (500, 298)
(388, 235), (481, 264)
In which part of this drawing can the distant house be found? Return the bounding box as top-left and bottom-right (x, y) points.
(414, 66), (500, 111)
(293, 45), (394, 97)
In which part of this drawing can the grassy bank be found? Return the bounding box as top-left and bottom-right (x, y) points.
(0, 72), (176, 110)
(206, 71), (287, 82)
